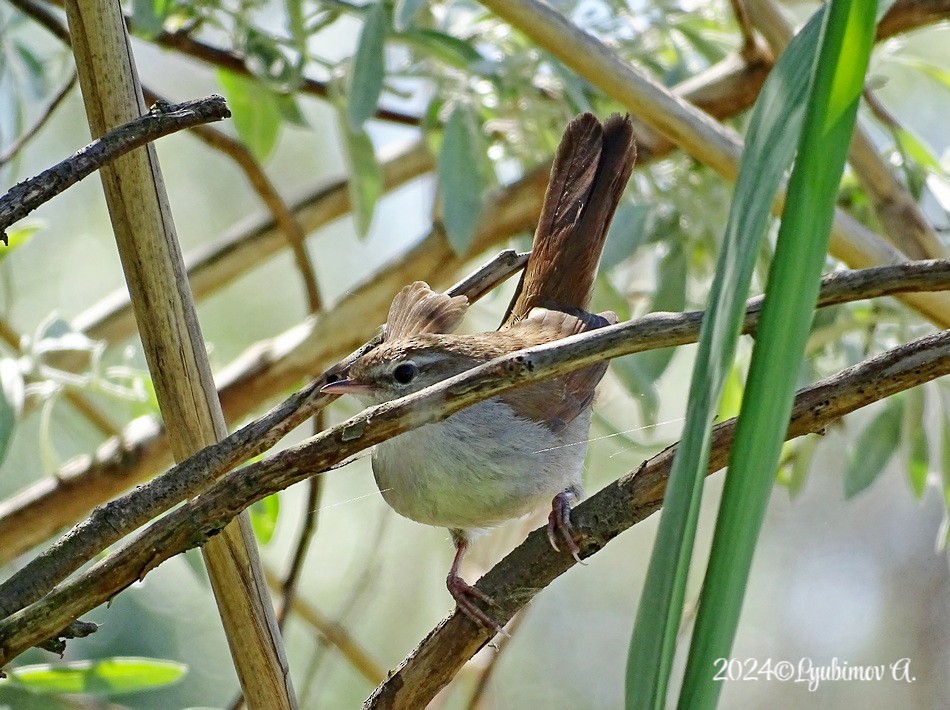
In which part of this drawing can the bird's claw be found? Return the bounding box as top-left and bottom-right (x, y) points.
(447, 574), (508, 637)
(547, 491), (586, 565)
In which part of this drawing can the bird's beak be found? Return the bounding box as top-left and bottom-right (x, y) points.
(320, 378), (376, 396)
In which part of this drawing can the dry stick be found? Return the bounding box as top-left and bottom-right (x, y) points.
(0, 259), (946, 649)
(143, 89), (324, 314)
(1, 0), (945, 567)
(63, 1), (294, 707)
(477, 0), (950, 327)
(263, 568), (386, 686)
(0, 259), (946, 620)
(0, 249), (529, 618)
(0, 162), (538, 564)
(0, 95), (231, 241)
(744, 0), (947, 262)
(362, 336), (950, 709)
(2, 279), (949, 667)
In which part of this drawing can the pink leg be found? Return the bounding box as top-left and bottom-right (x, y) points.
(446, 535), (504, 634)
(547, 489), (584, 564)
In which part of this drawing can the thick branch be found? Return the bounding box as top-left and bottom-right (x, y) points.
(0, 260), (948, 656)
(0, 96), (230, 240)
(361, 327), (950, 708)
(2, 293), (948, 667)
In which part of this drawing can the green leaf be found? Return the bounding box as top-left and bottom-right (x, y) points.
(339, 117), (383, 238)
(347, 1), (388, 129)
(129, 0), (169, 39)
(13, 43), (48, 98)
(0, 657), (187, 696)
(781, 434), (819, 498)
(401, 30), (489, 73)
(276, 93), (308, 127)
(438, 105), (485, 255)
(845, 396), (904, 498)
(0, 358), (24, 468)
(249, 493), (280, 545)
(626, 10), (823, 694)
(394, 0), (427, 31)
(0, 222), (41, 261)
(903, 386), (929, 498)
(894, 127), (943, 173)
(679, 3), (878, 706)
(216, 70), (281, 162)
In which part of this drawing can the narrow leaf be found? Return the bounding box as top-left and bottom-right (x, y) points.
(680, 3), (878, 707)
(903, 386), (929, 498)
(625, 9), (828, 708)
(347, 1), (388, 129)
(250, 493), (280, 544)
(1, 657), (187, 696)
(438, 105), (485, 255)
(217, 70), (281, 162)
(845, 396), (904, 498)
(339, 117), (383, 238)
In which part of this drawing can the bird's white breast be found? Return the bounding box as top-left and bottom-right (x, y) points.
(371, 397), (590, 531)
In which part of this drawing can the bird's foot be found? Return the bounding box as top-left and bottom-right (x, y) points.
(547, 491), (586, 565)
(447, 573), (507, 636)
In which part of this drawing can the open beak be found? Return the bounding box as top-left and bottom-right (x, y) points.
(320, 378), (376, 396)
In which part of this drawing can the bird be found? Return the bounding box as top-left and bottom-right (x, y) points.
(322, 112), (636, 631)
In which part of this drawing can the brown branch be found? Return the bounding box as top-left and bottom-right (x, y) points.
(63, 0), (293, 704)
(0, 95), (231, 241)
(0, 249), (530, 617)
(0, 259), (947, 652)
(878, 0), (950, 38)
(2, 282), (949, 668)
(478, 0), (950, 326)
(745, 0), (948, 262)
(361, 328), (950, 708)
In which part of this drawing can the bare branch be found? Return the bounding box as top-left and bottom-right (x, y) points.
(361, 328), (950, 707)
(0, 260), (948, 661)
(0, 96), (231, 241)
(2, 282), (949, 667)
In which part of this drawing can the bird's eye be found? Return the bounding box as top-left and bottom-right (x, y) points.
(392, 362), (417, 384)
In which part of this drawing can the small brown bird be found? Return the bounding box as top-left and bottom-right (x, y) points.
(323, 113), (636, 630)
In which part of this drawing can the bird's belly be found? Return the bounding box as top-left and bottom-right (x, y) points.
(371, 398), (589, 531)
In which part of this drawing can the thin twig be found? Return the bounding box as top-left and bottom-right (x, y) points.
(0, 249), (530, 618)
(0, 71), (78, 167)
(0, 96), (231, 240)
(2, 309), (948, 669)
(361, 329), (950, 709)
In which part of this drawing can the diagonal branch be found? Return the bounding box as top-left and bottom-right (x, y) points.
(477, 0), (950, 326)
(0, 95), (231, 241)
(361, 325), (950, 709)
(0, 259), (948, 651)
(1, 271), (948, 667)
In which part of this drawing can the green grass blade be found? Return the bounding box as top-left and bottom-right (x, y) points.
(677, 2), (878, 707)
(624, 10), (826, 709)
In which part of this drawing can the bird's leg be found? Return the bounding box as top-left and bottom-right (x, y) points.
(547, 487), (585, 564)
(446, 532), (505, 634)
